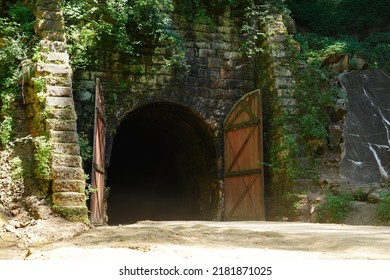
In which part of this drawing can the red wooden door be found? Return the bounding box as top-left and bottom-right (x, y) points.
(90, 78), (106, 225)
(224, 90), (265, 220)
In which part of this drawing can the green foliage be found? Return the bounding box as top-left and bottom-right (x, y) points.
(286, 0), (390, 36)
(62, 0), (184, 70)
(294, 33), (390, 70)
(317, 192), (353, 223)
(11, 156), (24, 180)
(287, 1), (390, 70)
(33, 136), (51, 192)
(378, 192), (390, 223)
(175, 0), (288, 21)
(78, 132), (92, 166)
(0, 2), (36, 147)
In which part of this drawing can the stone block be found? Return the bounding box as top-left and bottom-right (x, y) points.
(52, 154), (82, 168)
(52, 192), (86, 207)
(51, 205), (88, 222)
(195, 42), (211, 49)
(51, 166), (84, 180)
(280, 98), (296, 107)
(46, 119), (77, 131)
(208, 58), (222, 68)
(199, 49), (214, 58)
(217, 26), (233, 34)
(274, 67), (292, 77)
(211, 33), (224, 41)
(47, 108), (77, 120)
(193, 24), (209, 32)
(271, 50), (287, 58)
(45, 75), (72, 87)
(213, 42), (232, 51)
(275, 76), (293, 89)
(269, 34), (287, 43)
(45, 96), (75, 109)
(39, 40), (66, 52)
(50, 131), (79, 143)
(46, 86), (72, 97)
(36, 63), (71, 76)
(36, 0), (61, 9)
(51, 143), (80, 155)
(35, 19), (64, 32)
(44, 52), (69, 64)
(37, 30), (65, 42)
(52, 179), (85, 193)
(35, 10), (63, 21)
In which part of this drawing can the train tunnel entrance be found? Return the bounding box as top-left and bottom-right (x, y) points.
(106, 102), (218, 224)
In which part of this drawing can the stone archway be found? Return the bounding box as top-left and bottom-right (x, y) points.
(106, 102), (218, 224)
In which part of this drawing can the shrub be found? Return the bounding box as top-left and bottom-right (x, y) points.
(378, 192), (390, 223)
(317, 192), (354, 223)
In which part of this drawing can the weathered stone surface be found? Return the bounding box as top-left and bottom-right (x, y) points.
(368, 189), (390, 204)
(50, 131), (78, 143)
(44, 53), (69, 64)
(44, 75), (72, 87)
(36, 0), (61, 11)
(52, 180), (85, 193)
(47, 108), (77, 120)
(51, 143), (80, 155)
(344, 201), (379, 225)
(51, 166), (84, 180)
(329, 55), (349, 73)
(329, 98), (347, 122)
(35, 10), (63, 21)
(339, 70), (390, 184)
(45, 96), (74, 109)
(338, 183), (380, 201)
(46, 86), (72, 97)
(52, 192), (86, 207)
(36, 63), (71, 75)
(39, 40), (66, 52)
(52, 154), (82, 168)
(328, 123), (343, 149)
(350, 54), (368, 71)
(26, 103), (40, 118)
(51, 205), (88, 222)
(35, 19), (64, 32)
(38, 30), (66, 41)
(46, 119), (77, 131)
(25, 87), (39, 104)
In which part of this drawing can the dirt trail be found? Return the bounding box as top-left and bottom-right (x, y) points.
(3, 221), (389, 260)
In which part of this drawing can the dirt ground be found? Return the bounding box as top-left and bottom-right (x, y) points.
(2, 220), (390, 260)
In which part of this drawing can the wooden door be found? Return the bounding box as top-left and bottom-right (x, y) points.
(90, 78), (106, 225)
(224, 90), (265, 220)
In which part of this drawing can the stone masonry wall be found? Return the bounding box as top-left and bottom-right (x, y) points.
(26, 0), (87, 222)
(74, 10), (255, 176)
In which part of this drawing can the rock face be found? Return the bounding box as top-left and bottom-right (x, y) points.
(339, 70), (390, 184)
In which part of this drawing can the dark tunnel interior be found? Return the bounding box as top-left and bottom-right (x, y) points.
(106, 102), (218, 224)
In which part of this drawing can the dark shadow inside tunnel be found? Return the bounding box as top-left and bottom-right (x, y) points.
(106, 102), (218, 224)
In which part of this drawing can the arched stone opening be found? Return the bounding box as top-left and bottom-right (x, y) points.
(106, 102), (218, 224)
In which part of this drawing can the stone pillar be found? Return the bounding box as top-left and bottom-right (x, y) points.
(32, 0), (88, 222)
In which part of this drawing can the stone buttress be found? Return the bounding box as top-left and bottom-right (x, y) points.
(31, 0), (88, 222)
